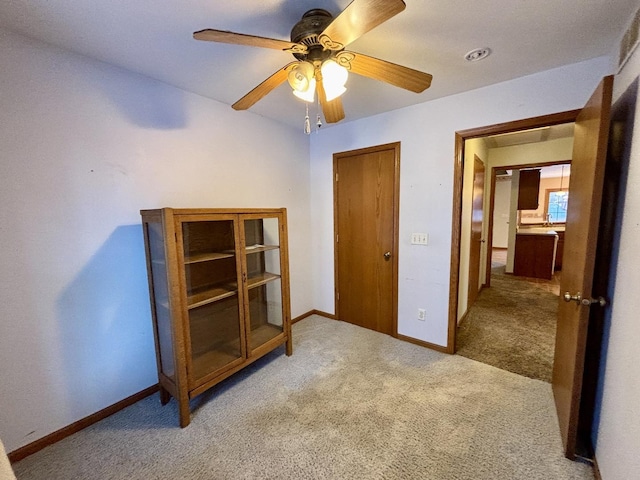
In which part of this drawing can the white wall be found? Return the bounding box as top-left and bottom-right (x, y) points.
(0, 30), (312, 453)
(492, 177), (512, 248)
(488, 137), (574, 168)
(593, 42), (640, 479)
(310, 56), (612, 347)
(505, 170), (520, 273)
(457, 139), (487, 320)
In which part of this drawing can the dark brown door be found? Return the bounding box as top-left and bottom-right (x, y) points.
(334, 143), (399, 336)
(552, 76), (613, 459)
(468, 156), (485, 306)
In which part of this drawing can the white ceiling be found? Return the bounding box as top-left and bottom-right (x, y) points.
(538, 164), (571, 179)
(0, 1), (636, 129)
(498, 164), (571, 179)
(485, 123), (576, 149)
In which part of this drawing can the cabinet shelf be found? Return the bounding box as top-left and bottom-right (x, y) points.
(187, 284), (237, 309)
(247, 272), (280, 289)
(245, 244), (279, 255)
(184, 252), (235, 264)
(250, 323), (283, 347)
(192, 345), (241, 382)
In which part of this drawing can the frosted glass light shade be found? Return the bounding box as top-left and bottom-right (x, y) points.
(288, 61), (316, 103)
(323, 84), (346, 102)
(293, 78), (316, 102)
(288, 62), (314, 91)
(321, 59), (348, 101)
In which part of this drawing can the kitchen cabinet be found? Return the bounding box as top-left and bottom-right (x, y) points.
(518, 169), (541, 210)
(514, 231), (558, 280)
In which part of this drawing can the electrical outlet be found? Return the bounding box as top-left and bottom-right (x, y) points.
(418, 308), (426, 321)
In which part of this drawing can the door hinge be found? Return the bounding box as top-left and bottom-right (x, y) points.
(337, 292), (340, 300)
(336, 234), (339, 243)
(335, 173), (339, 182)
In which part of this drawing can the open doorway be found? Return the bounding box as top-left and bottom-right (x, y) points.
(449, 78), (615, 461)
(458, 159), (571, 382)
(448, 112), (579, 383)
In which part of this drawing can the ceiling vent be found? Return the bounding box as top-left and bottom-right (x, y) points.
(619, 6), (640, 70)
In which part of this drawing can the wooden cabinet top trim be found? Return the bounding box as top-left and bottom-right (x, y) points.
(141, 207), (286, 216)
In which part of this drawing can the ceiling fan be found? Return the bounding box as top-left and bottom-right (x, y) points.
(193, 0), (433, 124)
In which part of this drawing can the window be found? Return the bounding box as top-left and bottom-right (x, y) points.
(545, 189), (569, 223)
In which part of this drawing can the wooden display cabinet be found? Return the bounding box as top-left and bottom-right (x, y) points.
(140, 208), (292, 427)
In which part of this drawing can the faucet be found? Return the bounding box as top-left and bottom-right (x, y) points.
(544, 213), (553, 226)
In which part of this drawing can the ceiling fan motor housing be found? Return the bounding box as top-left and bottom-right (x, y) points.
(290, 9), (334, 62)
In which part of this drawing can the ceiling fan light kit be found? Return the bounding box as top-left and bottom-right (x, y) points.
(193, 0), (433, 125)
(287, 59), (348, 104)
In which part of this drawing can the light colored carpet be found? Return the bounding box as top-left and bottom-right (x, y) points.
(456, 265), (559, 382)
(13, 316), (593, 480)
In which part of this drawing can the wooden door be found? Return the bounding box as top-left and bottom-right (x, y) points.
(334, 143), (400, 336)
(468, 156), (485, 306)
(552, 76), (613, 459)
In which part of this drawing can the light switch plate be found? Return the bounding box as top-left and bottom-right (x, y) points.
(411, 233), (429, 245)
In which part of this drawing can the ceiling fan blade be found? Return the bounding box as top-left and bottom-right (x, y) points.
(232, 63), (297, 111)
(319, 0), (406, 50)
(316, 74), (346, 124)
(194, 29), (307, 54)
(340, 51), (432, 93)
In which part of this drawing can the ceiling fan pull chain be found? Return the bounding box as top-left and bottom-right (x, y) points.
(316, 95), (322, 132)
(304, 103), (311, 135)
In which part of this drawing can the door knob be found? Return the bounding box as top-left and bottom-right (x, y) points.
(563, 292), (582, 304)
(383, 251), (391, 261)
(563, 292), (607, 307)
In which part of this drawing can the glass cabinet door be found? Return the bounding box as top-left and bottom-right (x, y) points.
(243, 217), (284, 351)
(181, 219), (243, 384)
(144, 221), (176, 380)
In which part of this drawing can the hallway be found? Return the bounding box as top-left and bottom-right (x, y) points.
(456, 249), (560, 382)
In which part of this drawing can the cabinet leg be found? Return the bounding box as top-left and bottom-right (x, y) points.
(159, 386), (171, 405)
(285, 337), (293, 356)
(178, 390), (191, 428)
(179, 404), (191, 428)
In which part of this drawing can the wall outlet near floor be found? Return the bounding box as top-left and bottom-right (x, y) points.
(417, 308), (426, 321)
(411, 233), (429, 245)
